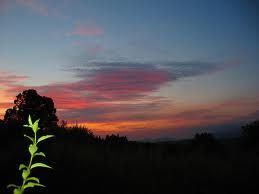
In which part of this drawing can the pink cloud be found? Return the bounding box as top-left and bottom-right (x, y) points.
(1, 65), (258, 139)
(0, 71), (28, 86)
(29, 66), (257, 130)
(83, 68), (170, 99)
(16, 0), (70, 19)
(0, 71), (30, 118)
(16, 0), (48, 16)
(36, 85), (92, 109)
(0, 0), (9, 14)
(34, 68), (169, 110)
(69, 24), (104, 37)
(0, 67), (171, 121)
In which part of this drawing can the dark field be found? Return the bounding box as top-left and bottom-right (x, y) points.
(1, 125), (259, 194)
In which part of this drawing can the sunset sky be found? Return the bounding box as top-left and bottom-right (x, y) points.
(0, 0), (258, 139)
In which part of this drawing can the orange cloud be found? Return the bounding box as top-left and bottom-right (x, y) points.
(1, 63), (258, 139)
(64, 96), (259, 139)
(0, 70), (30, 118)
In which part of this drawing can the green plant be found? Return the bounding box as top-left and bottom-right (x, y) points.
(7, 115), (54, 194)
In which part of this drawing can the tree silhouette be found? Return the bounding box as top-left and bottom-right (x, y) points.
(4, 89), (58, 129)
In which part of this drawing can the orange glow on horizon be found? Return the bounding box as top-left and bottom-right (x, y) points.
(1, 82), (259, 139)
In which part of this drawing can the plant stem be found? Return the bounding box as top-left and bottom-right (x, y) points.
(20, 131), (37, 193)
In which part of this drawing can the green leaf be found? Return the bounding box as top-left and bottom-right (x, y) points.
(7, 184), (19, 189)
(34, 152), (46, 157)
(14, 188), (22, 194)
(31, 163), (52, 169)
(28, 115), (32, 126)
(32, 119), (40, 133)
(29, 144), (38, 155)
(37, 135), (54, 144)
(26, 177), (40, 183)
(24, 182), (45, 190)
(24, 134), (34, 143)
(19, 164), (27, 171)
(22, 169), (30, 180)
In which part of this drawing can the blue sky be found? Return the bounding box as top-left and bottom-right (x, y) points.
(0, 0), (258, 139)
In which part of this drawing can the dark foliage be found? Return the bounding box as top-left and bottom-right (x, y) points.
(105, 134), (128, 144)
(53, 124), (102, 144)
(59, 120), (68, 128)
(0, 122), (258, 194)
(192, 132), (220, 152)
(4, 89), (58, 129)
(241, 120), (259, 148)
(1, 90), (258, 194)
(1, 124), (258, 194)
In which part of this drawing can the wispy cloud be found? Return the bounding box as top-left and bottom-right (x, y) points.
(0, 60), (256, 139)
(68, 24), (104, 37)
(16, 0), (48, 16)
(70, 60), (224, 79)
(0, 0), (9, 14)
(0, 70), (28, 86)
(15, 0), (69, 19)
(66, 60), (224, 101)
(0, 70), (29, 115)
(75, 68), (170, 100)
(25, 60), (228, 114)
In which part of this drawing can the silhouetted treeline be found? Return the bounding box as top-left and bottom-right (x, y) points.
(1, 119), (259, 194)
(1, 89), (258, 194)
(191, 132), (223, 153)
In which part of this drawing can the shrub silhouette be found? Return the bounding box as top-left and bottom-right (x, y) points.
(105, 134), (128, 144)
(192, 132), (218, 152)
(59, 125), (99, 143)
(4, 89), (58, 129)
